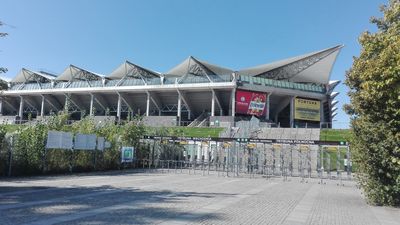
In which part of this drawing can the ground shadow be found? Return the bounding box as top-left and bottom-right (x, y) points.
(0, 181), (228, 224)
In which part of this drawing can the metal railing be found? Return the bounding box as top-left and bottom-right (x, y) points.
(9, 74), (233, 91)
(134, 140), (352, 183)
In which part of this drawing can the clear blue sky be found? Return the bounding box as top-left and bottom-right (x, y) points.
(0, 0), (386, 128)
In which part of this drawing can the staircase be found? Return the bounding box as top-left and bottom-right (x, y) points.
(197, 117), (209, 127)
(187, 112), (208, 127)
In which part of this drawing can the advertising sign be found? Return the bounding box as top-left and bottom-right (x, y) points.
(121, 147), (135, 163)
(294, 98), (320, 121)
(235, 90), (267, 116)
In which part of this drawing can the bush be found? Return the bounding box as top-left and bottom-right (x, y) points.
(344, 1), (400, 206)
(0, 114), (147, 176)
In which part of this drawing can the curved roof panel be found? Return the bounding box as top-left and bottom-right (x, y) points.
(0, 75), (11, 83)
(56, 65), (105, 81)
(108, 61), (160, 80)
(166, 56), (233, 77)
(237, 45), (343, 84)
(11, 68), (56, 83)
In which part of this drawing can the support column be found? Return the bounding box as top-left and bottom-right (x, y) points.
(117, 94), (121, 121)
(64, 95), (69, 113)
(211, 91), (215, 117)
(265, 93), (270, 121)
(177, 93), (182, 122)
(320, 100), (325, 128)
(146, 92), (150, 116)
(89, 94), (94, 116)
(19, 96), (24, 118)
(40, 96), (45, 117)
(231, 89), (236, 117)
(290, 96), (295, 128)
(0, 99), (3, 116)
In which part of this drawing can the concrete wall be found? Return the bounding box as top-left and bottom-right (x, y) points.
(0, 116), (17, 124)
(209, 116), (234, 128)
(142, 116), (178, 127)
(92, 116), (116, 125)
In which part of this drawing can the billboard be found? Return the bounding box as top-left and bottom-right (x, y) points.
(294, 98), (320, 121)
(235, 90), (267, 116)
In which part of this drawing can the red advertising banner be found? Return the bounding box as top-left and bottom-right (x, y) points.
(235, 90), (267, 116)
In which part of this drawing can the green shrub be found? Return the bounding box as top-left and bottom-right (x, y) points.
(344, 1), (400, 206)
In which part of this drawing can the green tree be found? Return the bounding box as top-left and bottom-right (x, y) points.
(344, 0), (400, 206)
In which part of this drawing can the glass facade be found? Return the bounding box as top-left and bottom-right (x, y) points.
(8, 74), (325, 94)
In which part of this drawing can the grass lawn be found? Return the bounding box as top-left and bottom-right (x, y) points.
(153, 127), (225, 138)
(320, 129), (351, 142)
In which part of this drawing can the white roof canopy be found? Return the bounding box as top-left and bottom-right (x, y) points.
(166, 56), (233, 77)
(11, 68), (56, 83)
(0, 75), (11, 83)
(108, 61), (160, 80)
(327, 80), (341, 93)
(237, 45), (343, 84)
(56, 65), (105, 81)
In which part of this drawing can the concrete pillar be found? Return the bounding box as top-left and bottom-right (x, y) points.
(290, 96), (295, 128)
(117, 94), (121, 121)
(0, 99), (3, 116)
(19, 96), (24, 118)
(89, 94), (94, 116)
(265, 93), (270, 121)
(177, 93), (182, 118)
(40, 96), (45, 117)
(320, 100), (325, 128)
(64, 95), (69, 112)
(211, 91), (215, 117)
(146, 92), (150, 116)
(231, 89), (236, 117)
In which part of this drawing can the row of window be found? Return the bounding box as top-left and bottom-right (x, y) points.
(239, 75), (325, 93)
(9, 74), (234, 91)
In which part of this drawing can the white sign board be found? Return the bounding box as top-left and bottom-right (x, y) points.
(74, 133), (97, 150)
(97, 137), (105, 151)
(46, 131), (73, 149)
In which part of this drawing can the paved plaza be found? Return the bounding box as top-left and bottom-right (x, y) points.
(0, 170), (399, 225)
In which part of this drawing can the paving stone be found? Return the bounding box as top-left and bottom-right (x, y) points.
(0, 171), (398, 225)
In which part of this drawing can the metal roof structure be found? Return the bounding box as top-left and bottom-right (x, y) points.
(0, 75), (11, 83)
(237, 45), (343, 84)
(11, 68), (56, 83)
(108, 61), (160, 80)
(56, 65), (105, 81)
(166, 56), (233, 77)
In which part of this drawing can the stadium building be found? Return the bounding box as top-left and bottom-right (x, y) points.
(0, 45), (342, 128)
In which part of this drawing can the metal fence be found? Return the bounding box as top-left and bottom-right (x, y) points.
(133, 139), (352, 183)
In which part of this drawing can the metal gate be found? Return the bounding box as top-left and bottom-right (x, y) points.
(138, 136), (351, 182)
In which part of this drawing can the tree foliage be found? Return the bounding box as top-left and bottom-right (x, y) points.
(0, 114), (148, 176)
(344, 0), (400, 206)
